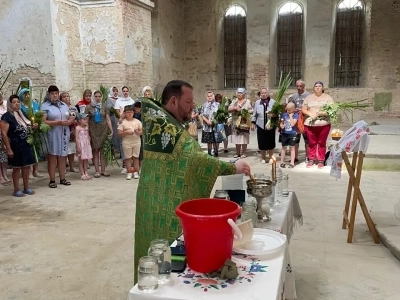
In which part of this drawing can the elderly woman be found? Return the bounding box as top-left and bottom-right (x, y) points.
(142, 86), (152, 98)
(228, 88), (253, 158)
(85, 90), (113, 178)
(0, 94), (38, 196)
(201, 91), (220, 157)
(0, 92), (11, 185)
(41, 85), (75, 188)
(18, 88), (42, 178)
(251, 88), (276, 163)
(302, 81), (334, 168)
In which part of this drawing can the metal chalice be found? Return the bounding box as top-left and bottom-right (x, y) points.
(246, 179), (273, 223)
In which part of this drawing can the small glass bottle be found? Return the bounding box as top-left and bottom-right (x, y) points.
(282, 173), (289, 196)
(241, 201), (258, 227)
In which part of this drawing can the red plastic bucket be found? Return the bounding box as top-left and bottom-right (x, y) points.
(175, 198), (241, 273)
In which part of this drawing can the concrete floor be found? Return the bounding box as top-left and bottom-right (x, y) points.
(1, 128), (400, 299)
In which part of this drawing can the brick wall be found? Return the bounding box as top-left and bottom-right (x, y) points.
(151, 0), (185, 93)
(180, 0), (400, 118)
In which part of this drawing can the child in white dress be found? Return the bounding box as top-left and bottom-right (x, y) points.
(75, 113), (93, 180)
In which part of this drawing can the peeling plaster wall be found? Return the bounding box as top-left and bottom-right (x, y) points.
(151, 0), (185, 93)
(122, 0), (153, 95)
(0, 0), (55, 94)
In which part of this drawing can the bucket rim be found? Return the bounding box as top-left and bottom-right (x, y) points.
(175, 198), (241, 219)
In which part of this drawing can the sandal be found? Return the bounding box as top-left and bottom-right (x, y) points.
(288, 164), (295, 169)
(12, 190), (26, 197)
(59, 179), (71, 186)
(81, 175), (89, 181)
(1, 180), (12, 186)
(23, 188), (35, 195)
(101, 172), (110, 177)
(48, 181), (57, 188)
(280, 163), (286, 168)
(94, 173), (101, 178)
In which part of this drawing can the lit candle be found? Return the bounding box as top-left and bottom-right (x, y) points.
(269, 158), (275, 182)
(272, 156), (277, 182)
(31, 117), (34, 124)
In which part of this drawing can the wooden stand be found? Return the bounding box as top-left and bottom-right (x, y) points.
(341, 151), (380, 244)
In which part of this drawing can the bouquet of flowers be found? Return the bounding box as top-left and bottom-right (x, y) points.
(26, 109), (51, 160)
(266, 72), (292, 129)
(319, 100), (370, 126)
(213, 97), (231, 124)
(103, 131), (119, 167)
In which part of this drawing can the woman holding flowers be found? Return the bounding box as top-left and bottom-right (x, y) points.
(228, 88), (253, 158)
(0, 95), (37, 196)
(201, 91), (220, 157)
(41, 85), (75, 188)
(251, 88), (276, 164)
(18, 88), (43, 178)
(302, 81), (334, 168)
(85, 90), (113, 178)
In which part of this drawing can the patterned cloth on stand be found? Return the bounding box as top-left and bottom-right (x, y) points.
(329, 120), (370, 179)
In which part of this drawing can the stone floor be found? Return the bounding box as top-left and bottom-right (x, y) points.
(1, 125), (400, 299)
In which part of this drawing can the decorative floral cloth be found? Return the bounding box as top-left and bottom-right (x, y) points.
(329, 120), (370, 179)
(129, 244), (287, 300)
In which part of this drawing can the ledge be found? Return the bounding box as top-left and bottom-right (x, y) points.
(126, 0), (154, 10)
(62, 0), (116, 7)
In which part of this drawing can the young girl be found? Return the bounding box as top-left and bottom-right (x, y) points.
(118, 105), (142, 180)
(75, 113), (93, 180)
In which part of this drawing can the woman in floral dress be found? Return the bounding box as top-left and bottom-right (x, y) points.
(85, 90), (113, 178)
(0, 94), (37, 196)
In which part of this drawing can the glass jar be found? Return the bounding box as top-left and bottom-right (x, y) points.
(137, 256), (159, 293)
(241, 201), (257, 227)
(282, 173), (289, 196)
(214, 190), (230, 200)
(148, 239), (171, 283)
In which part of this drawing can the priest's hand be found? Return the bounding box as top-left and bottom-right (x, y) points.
(235, 160), (251, 176)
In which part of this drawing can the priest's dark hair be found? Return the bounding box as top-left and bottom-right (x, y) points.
(161, 80), (193, 105)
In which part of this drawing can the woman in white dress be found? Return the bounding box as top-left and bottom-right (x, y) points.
(228, 88), (253, 158)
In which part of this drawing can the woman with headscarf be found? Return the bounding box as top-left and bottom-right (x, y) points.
(85, 90), (113, 178)
(0, 94), (38, 196)
(106, 86), (120, 151)
(18, 88), (43, 178)
(75, 89), (92, 113)
(201, 91), (220, 157)
(0, 91), (11, 185)
(302, 81), (334, 168)
(251, 88), (276, 163)
(228, 88), (253, 158)
(41, 85), (75, 188)
(142, 86), (152, 98)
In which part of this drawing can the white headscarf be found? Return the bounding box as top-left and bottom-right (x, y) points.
(108, 87), (118, 100)
(91, 90), (102, 108)
(142, 86), (152, 96)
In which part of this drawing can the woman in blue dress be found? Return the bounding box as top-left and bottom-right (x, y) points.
(0, 94), (37, 197)
(41, 85), (75, 188)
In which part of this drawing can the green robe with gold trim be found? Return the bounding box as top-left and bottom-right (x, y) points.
(134, 99), (236, 282)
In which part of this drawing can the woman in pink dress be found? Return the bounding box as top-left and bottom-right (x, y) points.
(75, 113), (93, 180)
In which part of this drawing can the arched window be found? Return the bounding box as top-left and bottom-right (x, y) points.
(334, 0), (364, 87)
(276, 1), (303, 86)
(224, 5), (246, 88)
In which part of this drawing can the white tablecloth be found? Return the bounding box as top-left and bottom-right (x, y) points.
(257, 191), (302, 300)
(128, 237), (288, 300)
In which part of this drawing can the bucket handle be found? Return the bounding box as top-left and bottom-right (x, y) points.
(228, 218), (243, 240)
